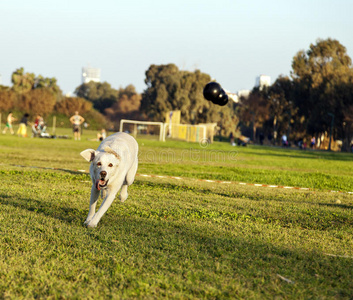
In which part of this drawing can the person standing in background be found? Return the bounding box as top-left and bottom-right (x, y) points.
(17, 113), (30, 137)
(2, 112), (17, 134)
(69, 111), (85, 140)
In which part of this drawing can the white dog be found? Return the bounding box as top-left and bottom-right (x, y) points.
(80, 132), (138, 228)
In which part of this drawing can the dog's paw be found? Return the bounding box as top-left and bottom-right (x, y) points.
(86, 222), (97, 228)
(119, 197), (127, 203)
(85, 220), (98, 228)
(84, 217), (93, 225)
(119, 193), (128, 202)
(84, 212), (96, 225)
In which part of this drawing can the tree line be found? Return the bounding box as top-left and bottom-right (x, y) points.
(1, 38), (352, 150)
(0, 68), (140, 130)
(238, 38), (353, 151)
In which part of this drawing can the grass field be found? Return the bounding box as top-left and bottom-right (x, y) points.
(0, 129), (353, 299)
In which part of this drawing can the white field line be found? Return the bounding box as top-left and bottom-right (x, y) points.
(4, 163), (353, 195)
(277, 274), (295, 284)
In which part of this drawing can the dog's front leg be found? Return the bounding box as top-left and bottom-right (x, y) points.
(84, 185), (100, 225)
(86, 185), (121, 228)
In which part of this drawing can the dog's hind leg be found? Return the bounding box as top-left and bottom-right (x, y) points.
(119, 160), (138, 202)
(84, 185), (100, 225)
(119, 184), (128, 202)
(126, 159), (138, 185)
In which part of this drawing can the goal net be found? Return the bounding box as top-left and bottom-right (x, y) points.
(164, 123), (217, 143)
(120, 119), (217, 143)
(119, 119), (164, 141)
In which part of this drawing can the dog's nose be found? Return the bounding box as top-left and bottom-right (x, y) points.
(100, 171), (107, 178)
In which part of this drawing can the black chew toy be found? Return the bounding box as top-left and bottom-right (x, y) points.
(203, 82), (229, 106)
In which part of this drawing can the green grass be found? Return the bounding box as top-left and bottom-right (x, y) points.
(0, 132), (352, 299)
(138, 138), (353, 192)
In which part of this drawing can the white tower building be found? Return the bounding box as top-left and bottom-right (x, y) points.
(255, 75), (271, 90)
(82, 67), (101, 84)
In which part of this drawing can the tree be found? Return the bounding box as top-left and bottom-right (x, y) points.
(34, 75), (62, 100)
(11, 68), (35, 94)
(141, 64), (212, 123)
(113, 85), (141, 114)
(266, 76), (301, 142)
(75, 82), (142, 128)
(54, 97), (93, 116)
(75, 81), (118, 113)
(0, 87), (16, 112)
(17, 89), (56, 116)
(340, 80), (353, 151)
(238, 88), (270, 142)
(11, 68), (63, 112)
(141, 64), (180, 122)
(104, 85), (142, 127)
(11, 68), (62, 96)
(179, 70), (216, 124)
(291, 38), (353, 144)
(140, 64), (239, 137)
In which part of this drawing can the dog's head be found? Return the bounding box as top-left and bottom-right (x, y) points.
(80, 146), (121, 190)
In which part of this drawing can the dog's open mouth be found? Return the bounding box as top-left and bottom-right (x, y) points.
(95, 179), (109, 190)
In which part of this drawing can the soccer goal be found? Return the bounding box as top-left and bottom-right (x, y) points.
(164, 123), (217, 143)
(119, 119), (165, 141)
(120, 119), (217, 143)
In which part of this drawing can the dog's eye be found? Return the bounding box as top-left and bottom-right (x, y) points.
(108, 163), (113, 167)
(97, 162), (102, 166)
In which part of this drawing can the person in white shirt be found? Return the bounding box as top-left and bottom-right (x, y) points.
(282, 134), (288, 147)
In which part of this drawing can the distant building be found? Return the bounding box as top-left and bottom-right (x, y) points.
(237, 89), (251, 99)
(82, 67), (101, 84)
(224, 90), (239, 103)
(255, 75), (271, 90)
(227, 92), (239, 103)
(228, 75), (270, 103)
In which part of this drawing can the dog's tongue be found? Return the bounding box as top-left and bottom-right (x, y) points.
(95, 179), (105, 190)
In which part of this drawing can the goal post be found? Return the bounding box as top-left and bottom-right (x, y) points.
(120, 119), (217, 143)
(119, 119), (164, 141)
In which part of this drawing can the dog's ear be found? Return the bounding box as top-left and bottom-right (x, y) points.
(80, 149), (96, 162)
(104, 146), (121, 160)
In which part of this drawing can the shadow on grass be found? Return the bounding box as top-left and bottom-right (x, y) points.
(318, 202), (353, 210)
(9, 164), (89, 176)
(0, 193), (86, 225)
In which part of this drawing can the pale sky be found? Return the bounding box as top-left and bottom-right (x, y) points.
(1, 0), (352, 95)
